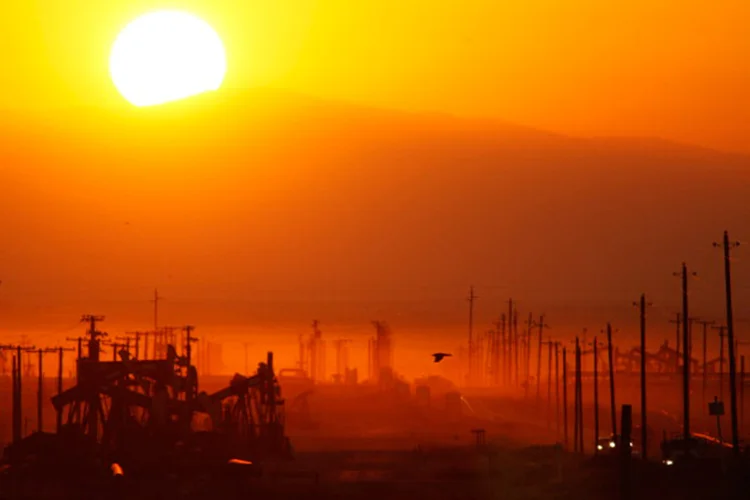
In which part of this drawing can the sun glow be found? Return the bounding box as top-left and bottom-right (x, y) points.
(109, 10), (226, 107)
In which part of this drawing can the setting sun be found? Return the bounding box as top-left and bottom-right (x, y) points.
(109, 10), (226, 107)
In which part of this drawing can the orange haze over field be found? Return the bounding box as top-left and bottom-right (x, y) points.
(2, 2), (750, 379)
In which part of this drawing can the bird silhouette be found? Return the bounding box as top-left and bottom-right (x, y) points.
(432, 352), (452, 363)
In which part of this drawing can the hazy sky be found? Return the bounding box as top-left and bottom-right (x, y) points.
(2, 1), (749, 152)
(2, 1), (750, 377)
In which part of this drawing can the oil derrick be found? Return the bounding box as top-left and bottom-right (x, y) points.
(332, 338), (352, 384)
(41, 318), (290, 467)
(306, 320), (326, 383)
(369, 320), (393, 385)
(213, 352), (289, 460)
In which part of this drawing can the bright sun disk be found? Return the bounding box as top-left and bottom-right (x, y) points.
(109, 10), (226, 107)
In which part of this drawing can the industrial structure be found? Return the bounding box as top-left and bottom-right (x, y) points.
(298, 320), (326, 383)
(0, 315), (291, 478)
(368, 320), (393, 385)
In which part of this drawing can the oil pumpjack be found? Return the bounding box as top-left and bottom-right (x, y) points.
(1, 317), (291, 477)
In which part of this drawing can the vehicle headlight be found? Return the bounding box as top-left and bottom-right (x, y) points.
(597, 444), (603, 450)
(629, 442), (633, 447)
(609, 441), (616, 448)
(664, 459), (674, 466)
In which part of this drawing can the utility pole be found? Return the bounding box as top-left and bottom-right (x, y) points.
(535, 315), (549, 404)
(494, 316), (505, 387)
(467, 286), (477, 386)
(563, 347), (568, 450)
(696, 320), (715, 414)
(81, 315), (105, 439)
(109, 342), (121, 362)
(507, 299), (513, 386)
(183, 325), (197, 405)
(525, 312), (534, 396)
(620, 404), (633, 500)
(66, 336), (83, 361)
(81, 314), (106, 361)
(714, 325), (727, 400)
(574, 344), (579, 452)
(184, 325), (197, 369)
(114, 335), (136, 360)
(555, 341), (561, 440)
(543, 339), (554, 427)
(514, 309), (520, 387)
(12, 350), (19, 442)
(143, 331), (150, 359)
(633, 294), (652, 459)
(526, 314), (533, 393)
(669, 313), (681, 373)
(1, 345), (22, 442)
(36, 348), (54, 433)
(714, 231), (740, 455)
(673, 263), (696, 441)
(742, 356), (746, 434)
(56, 346), (74, 432)
(592, 337), (601, 451)
(686, 317), (699, 366)
(547, 339), (554, 428)
(125, 332), (145, 359)
(607, 323), (617, 439)
(2, 344), (36, 442)
(575, 337), (584, 454)
(536, 317), (543, 404)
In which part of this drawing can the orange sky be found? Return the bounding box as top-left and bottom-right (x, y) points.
(2, 0), (749, 152)
(2, 1), (750, 379)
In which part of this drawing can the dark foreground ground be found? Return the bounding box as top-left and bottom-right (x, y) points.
(2, 443), (748, 500)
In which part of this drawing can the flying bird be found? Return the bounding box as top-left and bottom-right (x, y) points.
(432, 352), (452, 363)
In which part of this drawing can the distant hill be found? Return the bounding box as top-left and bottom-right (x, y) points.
(0, 88), (749, 331)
